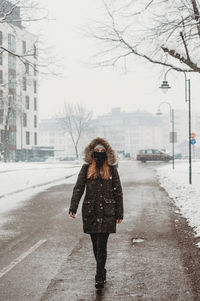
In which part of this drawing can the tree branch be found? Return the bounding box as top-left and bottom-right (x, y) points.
(161, 46), (200, 72)
(180, 31), (190, 60)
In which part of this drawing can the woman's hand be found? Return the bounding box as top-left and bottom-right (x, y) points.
(116, 219), (122, 224)
(69, 211), (76, 218)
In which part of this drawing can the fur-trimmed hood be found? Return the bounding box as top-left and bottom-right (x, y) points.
(84, 137), (117, 166)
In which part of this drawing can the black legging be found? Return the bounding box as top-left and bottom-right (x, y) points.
(90, 233), (109, 276)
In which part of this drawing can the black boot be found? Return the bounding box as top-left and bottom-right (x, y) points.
(95, 274), (104, 289)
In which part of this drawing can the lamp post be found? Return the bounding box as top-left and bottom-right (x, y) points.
(156, 102), (175, 169)
(159, 70), (192, 184)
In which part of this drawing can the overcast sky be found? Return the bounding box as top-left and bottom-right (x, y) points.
(34, 0), (200, 120)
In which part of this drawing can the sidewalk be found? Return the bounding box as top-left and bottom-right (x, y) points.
(40, 163), (196, 301)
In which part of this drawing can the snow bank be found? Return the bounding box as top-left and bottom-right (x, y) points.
(156, 161), (200, 242)
(0, 162), (81, 218)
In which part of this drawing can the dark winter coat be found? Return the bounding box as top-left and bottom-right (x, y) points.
(69, 137), (123, 234)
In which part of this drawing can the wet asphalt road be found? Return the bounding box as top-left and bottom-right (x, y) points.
(0, 161), (199, 300)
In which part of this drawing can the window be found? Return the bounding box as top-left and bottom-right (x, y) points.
(0, 70), (3, 84)
(25, 62), (29, 74)
(22, 41), (26, 54)
(34, 115), (37, 128)
(34, 64), (37, 76)
(0, 31), (2, 46)
(23, 77), (27, 91)
(8, 34), (16, 52)
(23, 113), (27, 127)
(34, 80), (37, 93)
(34, 98), (37, 110)
(26, 96), (29, 109)
(26, 131), (30, 145)
(0, 90), (3, 124)
(8, 54), (16, 69)
(33, 44), (37, 59)
(34, 132), (37, 145)
(152, 150), (161, 154)
(0, 108), (3, 124)
(8, 95), (14, 107)
(0, 53), (2, 65)
(8, 70), (16, 89)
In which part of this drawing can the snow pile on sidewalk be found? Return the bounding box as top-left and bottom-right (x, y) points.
(156, 161), (200, 240)
(0, 162), (81, 217)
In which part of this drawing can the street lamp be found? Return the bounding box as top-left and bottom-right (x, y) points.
(159, 69), (192, 184)
(156, 102), (175, 169)
(159, 80), (171, 93)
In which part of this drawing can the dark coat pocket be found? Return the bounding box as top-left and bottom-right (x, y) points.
(82, 200), (94, 217)
(104, 199), (116, 217)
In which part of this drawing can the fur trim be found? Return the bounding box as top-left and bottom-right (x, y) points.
(84, 137), (117, 166)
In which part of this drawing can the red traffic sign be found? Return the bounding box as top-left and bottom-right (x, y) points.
(191, 132), (196, 138)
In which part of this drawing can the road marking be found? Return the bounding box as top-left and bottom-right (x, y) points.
(0, 239), (47, 279)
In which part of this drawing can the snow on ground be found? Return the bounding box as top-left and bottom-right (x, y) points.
(0, 162), (81, 219)
(156, 160), (200, 245)
(3, 160), (200, 248)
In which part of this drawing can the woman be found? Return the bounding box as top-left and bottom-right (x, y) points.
(69, 137), (123, 289)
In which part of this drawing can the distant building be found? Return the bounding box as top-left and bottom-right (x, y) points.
(39, 119), (75, 158)
(0, 0), (38, 161)
(93, 108), (164, 157)
(39, 108), (200, 160)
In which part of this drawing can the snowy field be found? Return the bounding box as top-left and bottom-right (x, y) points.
(0, 162), (81, 220)
(156, 160), (200, 246)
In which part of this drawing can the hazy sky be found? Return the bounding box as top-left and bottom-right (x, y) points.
(34, 0), (200, 120)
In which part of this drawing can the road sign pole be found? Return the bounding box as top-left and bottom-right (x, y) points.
(172, 109), (175, 169)
(193, 144), (195, 160)
(188, 79), (192, 184)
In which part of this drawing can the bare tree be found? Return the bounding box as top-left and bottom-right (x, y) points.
(57, 103), (92, 159)
(0, 0), (48, 69)
(89, 0), (200, 73)
(0, 0), (58, 77)
(0, 86), (24, 162)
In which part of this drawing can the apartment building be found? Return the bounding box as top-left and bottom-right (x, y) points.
(0, 0), (38, 161)
(93, 108), (164, 157)
(40, 109), (200, 160)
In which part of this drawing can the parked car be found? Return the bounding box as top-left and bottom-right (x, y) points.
(137, 149), (173, 163)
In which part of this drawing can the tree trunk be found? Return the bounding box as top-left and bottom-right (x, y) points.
(191, 0), (200, 38)
(3, 124), (9, 162)
(75, 144), (79, 160)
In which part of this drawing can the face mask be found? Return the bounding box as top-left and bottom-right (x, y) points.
(93, 151), (107, 169)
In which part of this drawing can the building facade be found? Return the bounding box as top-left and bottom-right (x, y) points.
(92, 108), (164, 157)
(0, 0), (39, 161)
(39, 119), (76, 159)
(39, 108), (200, 160)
